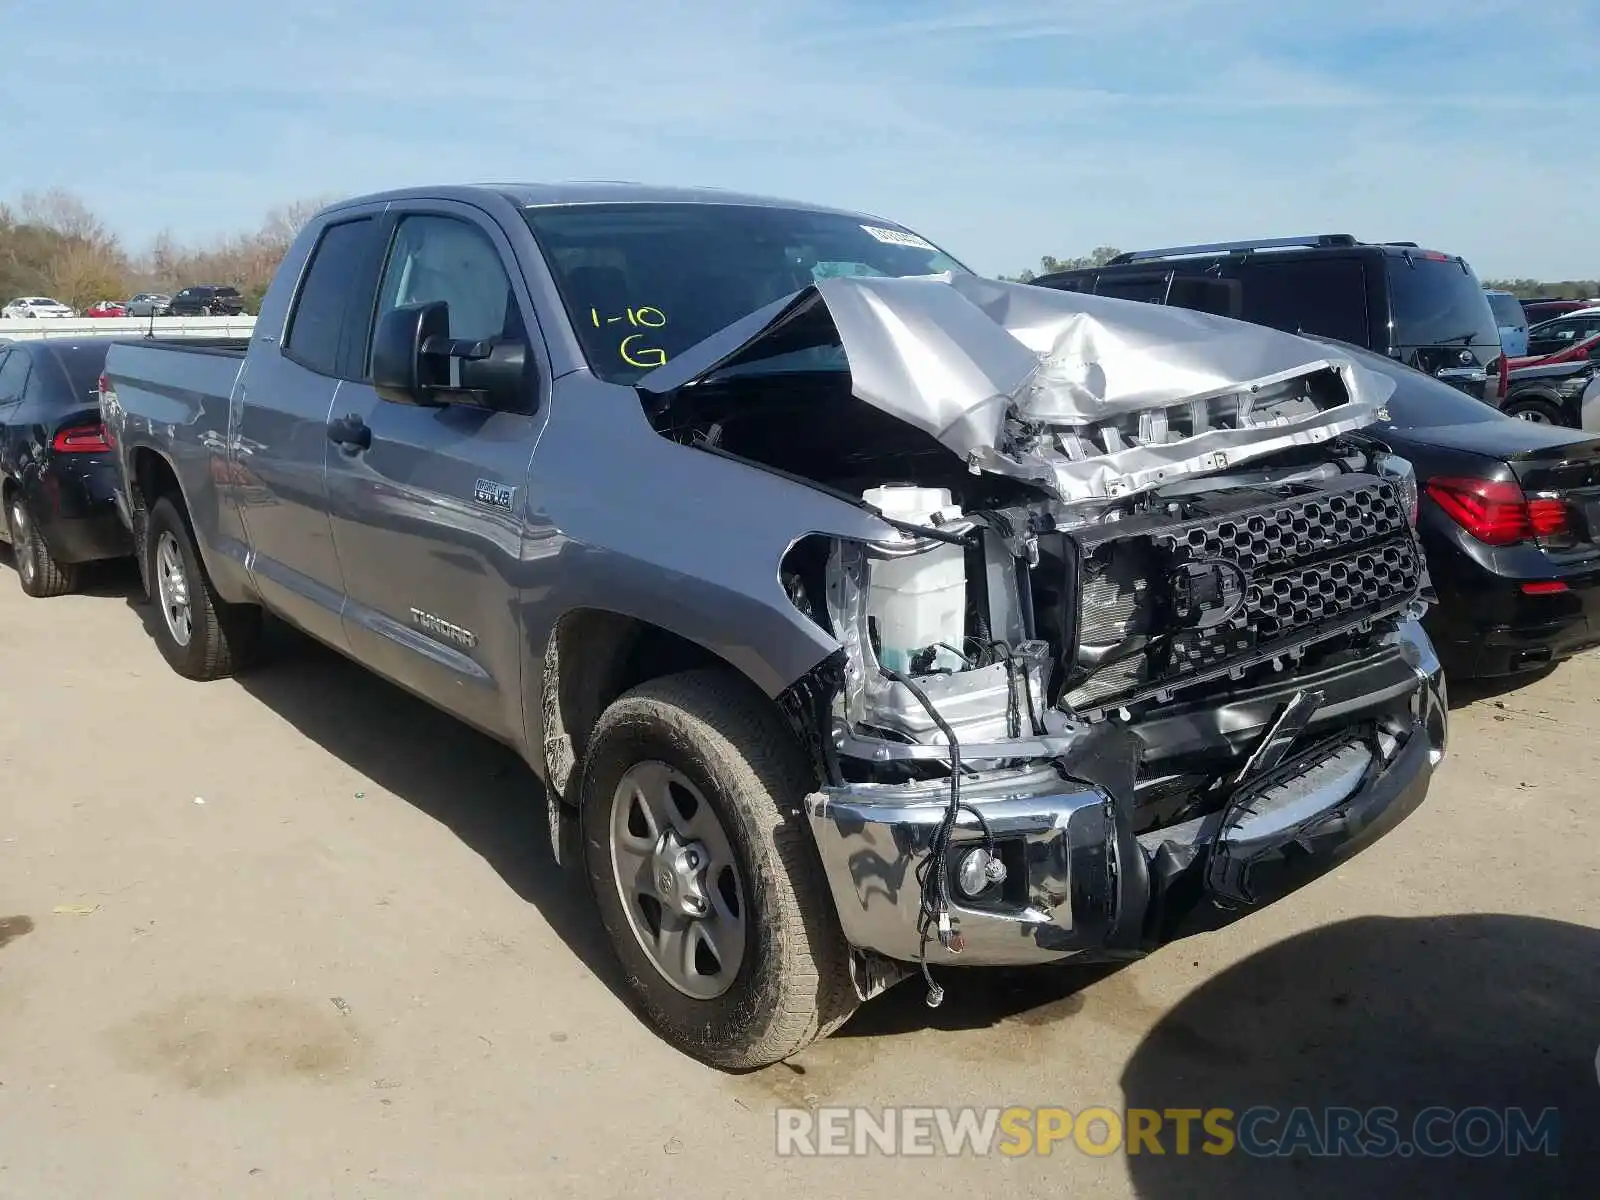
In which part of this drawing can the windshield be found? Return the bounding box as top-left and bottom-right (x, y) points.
(1485, 292), (1526, 329)
(522, 202), (969, 384)
(1385, 256), (1500, 348)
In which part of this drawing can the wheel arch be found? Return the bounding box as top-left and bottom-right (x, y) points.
(540, 608), (764, 811)
(1504, 386), (1574, 425)
(126, 444), (184, 592)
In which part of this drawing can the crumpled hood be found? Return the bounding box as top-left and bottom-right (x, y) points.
(638, 272), (1396, 503)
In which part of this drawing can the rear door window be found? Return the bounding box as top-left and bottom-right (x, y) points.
(1093, 273), (1170, 304)
(283, 217), (379, 378)
(1232, 258), (1371, 346)
(1167, 275), (1243, 318)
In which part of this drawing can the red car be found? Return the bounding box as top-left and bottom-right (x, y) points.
(1507, 331), (1600, 371)
(84, 300), (128, 318)
(1520, 298), (1595, 324)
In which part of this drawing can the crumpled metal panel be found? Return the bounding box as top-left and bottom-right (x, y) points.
(638, 271), (1397, 503)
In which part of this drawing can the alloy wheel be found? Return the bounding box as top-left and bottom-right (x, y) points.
(155, 531), (193, 647)
(10, 500), (34, 586)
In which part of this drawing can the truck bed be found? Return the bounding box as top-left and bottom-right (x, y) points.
(103, 338), (249, 418)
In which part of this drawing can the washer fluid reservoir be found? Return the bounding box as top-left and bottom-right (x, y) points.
(862, 484), (967, 674)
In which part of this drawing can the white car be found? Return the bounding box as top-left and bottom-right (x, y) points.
(1581, 372), (1600, 431)
(2, 296), (75, 319)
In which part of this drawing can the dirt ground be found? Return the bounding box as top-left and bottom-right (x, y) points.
(1, 560), (1596, 1199)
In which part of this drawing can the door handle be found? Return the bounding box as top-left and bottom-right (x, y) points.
(327, 414), (371, 451)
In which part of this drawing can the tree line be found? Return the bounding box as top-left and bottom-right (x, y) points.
(1001, 247), (1597, 300)
(0, 189), (331, 313)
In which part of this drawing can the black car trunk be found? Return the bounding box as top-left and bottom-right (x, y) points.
(1505, 436), (1600, 553)
(1398, 416), (1600, 554)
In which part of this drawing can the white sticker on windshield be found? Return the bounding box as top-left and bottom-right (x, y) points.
(860, 224), (936, 251)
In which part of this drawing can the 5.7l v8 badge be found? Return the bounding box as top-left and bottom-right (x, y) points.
(473, 478), (517, 512)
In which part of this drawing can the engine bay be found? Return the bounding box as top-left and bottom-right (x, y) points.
(777, 435), (1423, 822)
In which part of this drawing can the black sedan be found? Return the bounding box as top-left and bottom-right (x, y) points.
(1304, 335), (1600, 677)
(0, 338), (133, 596)
(1370, 360), (1600, 677)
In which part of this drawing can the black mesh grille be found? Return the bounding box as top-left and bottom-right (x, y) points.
(1066, 475), (1421, 712)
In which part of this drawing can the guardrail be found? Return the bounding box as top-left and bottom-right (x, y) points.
(0, 315), (258, 341)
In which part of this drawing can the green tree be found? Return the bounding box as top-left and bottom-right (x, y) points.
(1481, 278), (1600, 300)
(999, 246), (1124, 283)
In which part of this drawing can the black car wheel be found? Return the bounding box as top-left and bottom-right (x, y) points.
(1504, 396), (1567, 425)
(7, 493), (78, 597)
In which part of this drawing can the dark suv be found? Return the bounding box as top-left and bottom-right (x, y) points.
(167, 284), (245, 316)
(1031, 234), (1505, 404)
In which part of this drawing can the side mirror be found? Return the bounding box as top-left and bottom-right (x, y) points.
(372, 301), (449, 407)
(372, 300), (532, 411)
(456, 337), (533, 413)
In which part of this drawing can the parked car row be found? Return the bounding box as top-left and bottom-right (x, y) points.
(1, 186), (1593, 1074)
(2, 285), (249, 320)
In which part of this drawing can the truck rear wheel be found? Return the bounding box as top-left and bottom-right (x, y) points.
(579, 668), (858, 1069)
(144, 496), (262, 680)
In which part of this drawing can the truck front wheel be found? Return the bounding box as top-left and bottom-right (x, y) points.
(580, 668), (858, 1069)
(144, 496), (262, 679)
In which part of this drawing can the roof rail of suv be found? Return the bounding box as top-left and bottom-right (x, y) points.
(1106, 234), (1359, 265)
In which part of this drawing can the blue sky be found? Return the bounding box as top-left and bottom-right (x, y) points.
(8, 0), (1597, 279)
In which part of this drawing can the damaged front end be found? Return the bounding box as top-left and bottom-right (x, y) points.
(643, 274), (1448, 996)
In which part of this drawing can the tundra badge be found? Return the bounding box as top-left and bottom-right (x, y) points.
(473, 478), (517, 511)
(410, 608), (478, 650)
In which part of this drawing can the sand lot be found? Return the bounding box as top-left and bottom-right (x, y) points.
(1, 560), (1595, 1198)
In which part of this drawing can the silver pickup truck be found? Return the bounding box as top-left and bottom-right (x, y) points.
(100, 184), (1448, 1069)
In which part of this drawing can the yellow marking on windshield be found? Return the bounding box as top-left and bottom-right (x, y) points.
(592, 305), (671, 368)
(620, 333), (667, 369)
(592, 305), (667, 328)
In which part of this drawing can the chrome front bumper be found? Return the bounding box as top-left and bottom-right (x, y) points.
(806, 619), (1448, 967)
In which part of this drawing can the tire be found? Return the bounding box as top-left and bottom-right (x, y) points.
(580, 668), (857, 1069)
(144, 495), (262, 679)
(7, 493), (79, 598)
(1504, 396), (1567, 426)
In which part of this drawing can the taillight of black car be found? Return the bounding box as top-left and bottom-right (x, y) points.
(1425, 476), (1576, 549)
(50, 422), (113, 454)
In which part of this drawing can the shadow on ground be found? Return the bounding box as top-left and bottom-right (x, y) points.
(1446, 665), (1559, 709)
(134, 611), (629, 1004)
(0, 548), (142, 599)
(834, 962), (1127, 1039)
(1119, 913), (1598, 1199)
